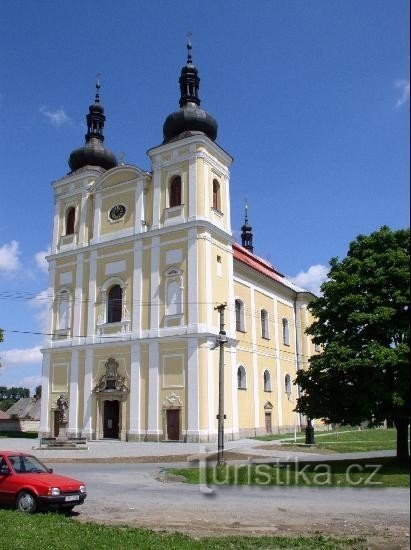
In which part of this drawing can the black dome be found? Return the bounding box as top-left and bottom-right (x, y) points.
(163, 105), (217, 143)
(69, 139), (117, 171)
(68, 82), (118, 172)
(163, 41), (218, 144)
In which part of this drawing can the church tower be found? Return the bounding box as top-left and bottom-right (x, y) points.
(39, 43), (238, 443)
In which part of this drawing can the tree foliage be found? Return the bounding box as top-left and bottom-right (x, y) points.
(296, 226), (410, 458)
(0, 386), (30, 411)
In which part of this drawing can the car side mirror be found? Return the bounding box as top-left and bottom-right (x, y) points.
(48, 468), (53, 473)
(0, 467), (11, 476)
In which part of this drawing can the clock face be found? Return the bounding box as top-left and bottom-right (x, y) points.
(109, 204), (126, 221)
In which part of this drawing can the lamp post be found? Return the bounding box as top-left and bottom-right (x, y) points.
(214, 303), (227, 466)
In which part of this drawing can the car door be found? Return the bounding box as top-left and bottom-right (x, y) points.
(0, 456), (15, 505)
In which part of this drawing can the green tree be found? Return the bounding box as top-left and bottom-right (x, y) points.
(296, 226), (410, 459)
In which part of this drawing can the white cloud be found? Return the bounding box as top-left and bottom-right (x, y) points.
(1, 346), (42, 365)
(30, 290), (50, 333)
(0, 240), (21, 273)
(35, 247), (50, 273)
(40, 106), (71, 127)
(290, 264), (328, 295)
(395, 79), (410, 108)
(19, 374), (42, 391)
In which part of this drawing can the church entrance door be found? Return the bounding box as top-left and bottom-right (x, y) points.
(166, 409), (180, 441)
(103, 400), (119, 438)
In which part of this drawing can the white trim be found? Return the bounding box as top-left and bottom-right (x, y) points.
(150, 236), (160, 332)
(68, 350), (79, 434)
(92, 193), (102, 244)
(151, 169), (161, 230)
(82, 348), (93, 437)
(187, 228), (198, 327)
(148, 341), (159, 434)
(132, 240), (143, 338)
(52, 200), (60, 253)
(187, 339), (199, 432)
(87, 250), (97, 339)
(44, 260), (55, 347)
(39, 352), (51, 433)
(78, 193), (88, 246)
(188, 158), (197, 221)
(129, 342), (141, 434)
(73, 255), (84, 344)
(204, 232), (212, 327)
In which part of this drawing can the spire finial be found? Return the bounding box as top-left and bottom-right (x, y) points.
(95, 73), (101, 103)
(186, 32), (193, 64)
(241, 199), (254, 253)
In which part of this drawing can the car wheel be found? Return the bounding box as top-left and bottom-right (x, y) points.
(16, 491), (37, 513)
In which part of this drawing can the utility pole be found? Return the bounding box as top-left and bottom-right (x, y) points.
(214, 303), (227, 466)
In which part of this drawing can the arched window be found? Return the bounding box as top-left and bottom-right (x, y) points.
(212, 179), (221, 211)
(107, 285), (123, 323)
(169, 176), (182, 207)
(237, 366), (247, 389)
(285, 374), (292, 399)
(263, 370), (271, 392)
(235, 299), (245, 332)
(65, 207), (75, 235)
(282, 318), (290, 345)
(261, 309), (269, 339)
(57, 290), (71, 330)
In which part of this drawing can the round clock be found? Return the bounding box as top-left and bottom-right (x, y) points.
(109, 204), (126, 221)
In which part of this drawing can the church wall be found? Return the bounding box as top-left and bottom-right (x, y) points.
(159, 340), (186, 440)
(100, 189), (135, 236)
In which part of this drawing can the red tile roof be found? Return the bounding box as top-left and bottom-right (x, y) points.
(232, 242), (285, 283)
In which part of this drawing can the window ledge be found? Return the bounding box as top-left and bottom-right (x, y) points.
(262, 336), (270, 341)
(237, 387), (247, 391)
(211, 207), (224, 218)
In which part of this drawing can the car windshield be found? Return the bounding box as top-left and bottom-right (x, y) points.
(8, 455), (49, 474)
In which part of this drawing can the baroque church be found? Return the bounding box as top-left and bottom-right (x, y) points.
(39, 43), (316, 442)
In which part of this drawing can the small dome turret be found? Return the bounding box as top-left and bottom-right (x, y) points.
(163, 39), (218, 143)
(68, 78), (118, 172)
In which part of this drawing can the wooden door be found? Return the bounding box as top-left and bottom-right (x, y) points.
(265, 412), (272, 434)
(103, 400), (119, 438)
(166, 409), (180, 441)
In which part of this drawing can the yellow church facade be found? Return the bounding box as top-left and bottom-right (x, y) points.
(39, 45), (316, 442)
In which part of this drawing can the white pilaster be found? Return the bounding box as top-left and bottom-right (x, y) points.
(82, 348), (93, 438)
(250, 286), (260, 430)
(147, 341), (160, 437)
(187, 228), (198, 329)
(92, 193), (102, 243)
(188, 157), (197, 221)
(72, 254), (84, 344)
(128, 342), (141, 437)
(149, 236), (160, 335)
(132, 240), (143, 338)
(134, 181), (144, 234)
(203, 157), (210, 217)
(151, 170), (161, 230)
(204, 232), (212, 328)
(39, 352), (51, 435)
(87, 250), (97, 340)
(186, 338), (199, 437)
(51, 200), (60, 253)
(274, 297), (283, 426)
(224, 174), (232, 234)
(78, 193), (89, 246)
(68, 350), (79, 436)
(227, 246), (236, 339)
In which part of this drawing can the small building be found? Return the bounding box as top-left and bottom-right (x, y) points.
(1, 398), (41, 433)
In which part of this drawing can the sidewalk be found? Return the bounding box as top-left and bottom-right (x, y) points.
(0, 436), (396, 462)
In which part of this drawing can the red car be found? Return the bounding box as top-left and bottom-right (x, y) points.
(0, 451), (87, 513)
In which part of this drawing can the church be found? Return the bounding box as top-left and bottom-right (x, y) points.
(39, 43), (316, 442)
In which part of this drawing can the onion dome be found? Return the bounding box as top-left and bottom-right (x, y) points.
(68, 79), (118, 172)
(163, 39), (218, 143)
(241, 203), (254, 253)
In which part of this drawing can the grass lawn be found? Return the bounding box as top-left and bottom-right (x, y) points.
(255, 428), (409, 453)
(169, 457), (409, 488)
(0, 431), (38, 439)
(0, 510), (368, 549)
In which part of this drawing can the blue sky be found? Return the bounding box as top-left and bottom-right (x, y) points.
(0, 0), (409, 393)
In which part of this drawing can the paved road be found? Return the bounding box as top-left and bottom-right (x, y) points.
(51, 462), (410, 540)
